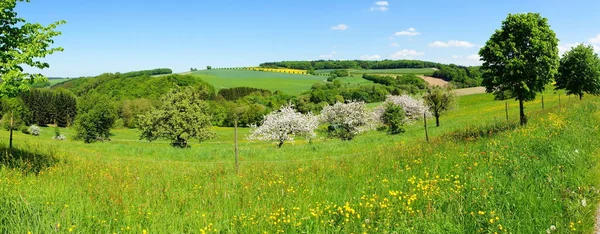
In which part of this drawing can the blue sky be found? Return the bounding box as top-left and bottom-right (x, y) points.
(17, 0), (600, 77)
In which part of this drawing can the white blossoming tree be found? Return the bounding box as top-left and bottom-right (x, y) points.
(375, 95), (431, 122)
(320, 101), (376, 140)
(248, 105), (318, 148)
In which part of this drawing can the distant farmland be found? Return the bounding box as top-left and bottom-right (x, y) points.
(315, 68), (437, 76)
(192, 70), (325, 95)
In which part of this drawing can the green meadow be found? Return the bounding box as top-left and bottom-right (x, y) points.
(191, 70), (326, 95)
(1, 89), (599, 233)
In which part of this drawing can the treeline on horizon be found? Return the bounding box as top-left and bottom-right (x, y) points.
(259, 59), (441, 70)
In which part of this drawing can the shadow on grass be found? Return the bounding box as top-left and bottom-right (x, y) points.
(0, 145), (59, 175)
(441, 121), (520, 142)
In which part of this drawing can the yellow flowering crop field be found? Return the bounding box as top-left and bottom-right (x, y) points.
(246, 67), (309, 75)
(1, 91), (599, 233)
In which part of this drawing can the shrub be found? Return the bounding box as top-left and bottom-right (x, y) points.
(52, 135), (66, 141)
(28, 125), (40, 136)
(381, 103), (406, 134)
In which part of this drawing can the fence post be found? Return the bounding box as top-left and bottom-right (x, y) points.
(505, 102), (509, 122)
(542, 95), (544, 109)
(234, 119), (239, 175)
(424, 112), (429, 143)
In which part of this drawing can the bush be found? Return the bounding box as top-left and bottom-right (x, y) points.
(382, 103), (406, 134)
(52, 135), (66, 141)
(28, 125), (40, 136)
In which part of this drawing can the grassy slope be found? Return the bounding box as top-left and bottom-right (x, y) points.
(48, 78), (71, 86)
(192, 70), (325, 95)
(1, 90), (599, 233)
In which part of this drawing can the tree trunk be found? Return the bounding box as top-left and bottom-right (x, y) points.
(435, 115), (440, 127)
(580, 93), (583, 100)
(519, 98), (527, 126)
(278, 140), (284, 148)
(9, 110), (14, 150)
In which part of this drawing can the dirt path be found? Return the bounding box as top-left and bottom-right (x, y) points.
(418, 75), (448, 87)
(596, 205), (600, 233)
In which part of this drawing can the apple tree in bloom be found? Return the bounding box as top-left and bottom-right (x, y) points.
(248, 105), (318, 148)
(320, 101), (376, 140)
(375, 95), (431, 122)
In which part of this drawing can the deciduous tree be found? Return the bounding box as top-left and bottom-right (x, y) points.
(423, 87), (456, 127)
(320, 101), (375, 140)
(0, 0), (65, 148)
(74, 94), (117, 143)
(138, 86), (215, 148)
(555, 44), (600, 100)
(479, 13), (559, 125)
(248, 105), (318, 148)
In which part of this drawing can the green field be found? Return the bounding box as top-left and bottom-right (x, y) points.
(48, 78), (71, 86)
(191, 70), (325, 95)
(2, 88), (599, 233)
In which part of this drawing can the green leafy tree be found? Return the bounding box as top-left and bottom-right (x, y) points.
(0, 0), (65, 148)
(555, 44), (600, 100)
(423, 87), (456, 127)
(0, 1), (65, 97)
(381, 103), (406, 134)
(138, 86), (216, 148)
(479, 13), (559, 125)
(74, 94), (118, 143)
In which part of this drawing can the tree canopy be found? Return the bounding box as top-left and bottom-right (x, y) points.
(0, 0), (65, 98)
(555, 44), (600, 100)
(479, 13), (559, 125)
(138, 86), (216, 148)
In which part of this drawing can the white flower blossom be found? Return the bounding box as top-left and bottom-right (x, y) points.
(320, 101), (377, 140)
(248, 105), (318, 147)
(374, 95), (431, 122)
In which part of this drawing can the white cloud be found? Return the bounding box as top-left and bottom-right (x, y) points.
(394, 28), (420, 36)
(428, 40), (476, 48)
(558, 43), (580, 55)
(389, 49), (425, 59)
(467, 54), (480, 60)
(590, 34), (600, 44)
(331, 24), (349, 31)
(390, 42), (399, 47)
(451, 54), (482, 66)
(370, 1), (389, 11)
(360, 55), (381, 60)
(319, 51), (337, 59)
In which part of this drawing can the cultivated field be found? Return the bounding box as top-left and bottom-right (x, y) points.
(315, 68), (436, 76)
(1, 89), (599, 233)
(191, 70), (324, 95)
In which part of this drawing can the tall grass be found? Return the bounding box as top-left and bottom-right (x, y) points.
(0, 92), (598, 233)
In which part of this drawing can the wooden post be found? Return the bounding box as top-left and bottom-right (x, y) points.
(234, 119), (239, 175)
(505, 102), (509, 122)
(541, 95), (544, 109)
(9, 110), (14, 149)
(424, 112), (429, 143)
